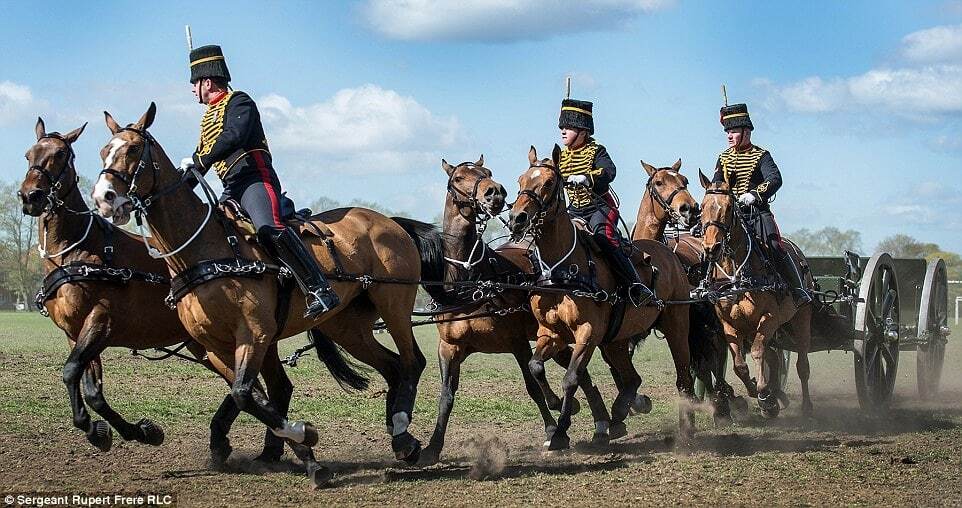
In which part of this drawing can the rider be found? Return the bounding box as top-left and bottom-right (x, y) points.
(557, 98), (654, 307)
(711, 102), (812, 306)
(179, 44), (340, 318)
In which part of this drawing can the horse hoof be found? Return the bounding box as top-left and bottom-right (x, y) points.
(417, 443), (442, 466)
(302, 422), (320, 448)
(136, 418), (165, 446)
(608, 421), (628, 441)
(630, 394), (653, 415)
(569, 397), (581, 416)
(209, 443), (233, 468)
(731, 396), (750, 416)
(392, 433), (422, 464)
(308, 463), (334, 489)
(87, 420), (113, 452)
(546, 431), (570, 451)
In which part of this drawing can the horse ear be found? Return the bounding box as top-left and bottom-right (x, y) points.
(104, 111), (121, 134)
(135, 102), (157, 130)
(672, 158), (682, 172)
(551, 144), (561, 167)
(528, 145), (538, 165)
(640, 160), (656, 176)
(441, 159), (456, 176)
(698, 169), (711, 189)
(63, 122), (87, 144)
(476, 154), (484, 167)
(35, 117), (46, 140)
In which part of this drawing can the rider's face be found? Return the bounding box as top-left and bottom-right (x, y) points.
(191, 79), (212, 105)
(560, 127), (586, 148)
(727, 128), (751, 149)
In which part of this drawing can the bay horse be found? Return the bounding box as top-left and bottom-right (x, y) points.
(507, 145), (698, 449)
(91, 103), (427, 486)
(698, 171), (813, 417)
(19, 117), (362, 463)
(411, 157), (626, 465)
(630, 159), (738, 422)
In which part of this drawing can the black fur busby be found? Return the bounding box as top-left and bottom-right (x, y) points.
(720, 103), (753, 131)
(189, 45), (231, 84)
(559, 99), (594, 134)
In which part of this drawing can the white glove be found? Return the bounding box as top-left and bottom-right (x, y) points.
(738, 192), (757, 206)
(566, 174), (589, 187)
(179, 157), (195, 171)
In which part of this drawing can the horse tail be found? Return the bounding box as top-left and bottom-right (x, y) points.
(390, 216), (449, 303)
(309, 329), (370, 392)
(688, 301), (723, 381)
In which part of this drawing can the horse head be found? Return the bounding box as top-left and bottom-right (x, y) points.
(508, 144), (563, 241)
(698, 169), (735, 262)
(441, 154), (507, 218)
(641, 158), (699, 228)
(91, 102), (169, 225)
(19, 117), (86, 217)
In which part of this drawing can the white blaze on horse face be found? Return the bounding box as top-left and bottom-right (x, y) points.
(667, 171), (679, 176)
(528, 168), (542, 179)
(103, 138), (126, 169)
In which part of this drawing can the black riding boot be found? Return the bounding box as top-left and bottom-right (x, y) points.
(269, 227), (340, 319)
(774, 246), (812, 307)
(605, 243), (656, 307)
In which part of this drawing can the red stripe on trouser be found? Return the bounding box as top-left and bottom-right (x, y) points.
(252, 152), (283, 228)
(604, 203), (619, 248)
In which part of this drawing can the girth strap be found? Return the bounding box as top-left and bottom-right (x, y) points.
(166, 258), (289, 309)
(35, 262), (169, 315)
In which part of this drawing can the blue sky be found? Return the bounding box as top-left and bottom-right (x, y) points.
(2, 1), (961, 252)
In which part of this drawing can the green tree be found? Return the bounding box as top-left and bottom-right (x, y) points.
(788, 227), (863, 256)
(0, 182), (43, 309)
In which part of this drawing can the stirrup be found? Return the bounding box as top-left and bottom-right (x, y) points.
(304, 287), (340, 318)
(628, 283), (655, 308)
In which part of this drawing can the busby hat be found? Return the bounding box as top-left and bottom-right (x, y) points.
(720, 103), (753, 131)
(189, 45), (231, 84)
(559, 99), (594, 134)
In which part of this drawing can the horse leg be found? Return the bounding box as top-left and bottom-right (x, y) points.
(420, 340), (466, 466)
(62, 314), (112, 451)
(727, 328), (757, 398)
(792, 310), (814, 417)
(80, 356), (163, 446)
(599, 340), (641, 442)
(371, 291), (426, 464)
(255, 342), (293, 462)
(750, 315), (782, 418)
(663, 305), (696, 437)
(548, 340), (595, 451)
(552, 345), (610, 441)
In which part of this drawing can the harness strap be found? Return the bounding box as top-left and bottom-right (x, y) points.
(35, 262), (169, 315)
(166, 257), (288, 308)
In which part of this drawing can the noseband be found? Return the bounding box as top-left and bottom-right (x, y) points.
(447, 163), (493, 217)
(646, 168), (689, 224)
(514, 162), (565, 240)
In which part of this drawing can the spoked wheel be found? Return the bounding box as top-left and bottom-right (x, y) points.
(854, 253), (900, 411)
(917, 259), (949, 399)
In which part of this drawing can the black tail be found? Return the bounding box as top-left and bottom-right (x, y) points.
(390, 216), (451, 304)
(309, 329), (370, 392)
(688, 302), (727, 386)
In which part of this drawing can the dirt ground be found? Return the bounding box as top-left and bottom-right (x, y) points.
(1, 313), (960, 507)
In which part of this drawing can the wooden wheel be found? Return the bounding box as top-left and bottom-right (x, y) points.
(917, 259), (948, 399)
(853, 252), (900, 410)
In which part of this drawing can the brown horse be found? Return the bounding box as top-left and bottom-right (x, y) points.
(698, 171), (813, 417)
(414, 157), (624, 464)
(18, 117), (363, 463)
(630, 159), (738, 422)
(507, 145), (697, 449)
(90, 103), (428, 486)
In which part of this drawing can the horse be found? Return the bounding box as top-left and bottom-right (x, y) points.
(411, 157), (628, 464)
(18, 117), (365, 463)
(90, 103), (428, 486)
(507, 145), (698, 449)
(697, 171), (814, 417)
(630, 159), (738, 423)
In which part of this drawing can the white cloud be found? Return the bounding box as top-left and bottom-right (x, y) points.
(261, 84), (459, 154)
(901, 23), (962, 63)
(0, 81), (45, 127)
(361, 0), (675, 42)
(883, 181), (962, 228)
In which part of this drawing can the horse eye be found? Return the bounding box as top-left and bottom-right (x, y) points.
(655, 181), (663, 186)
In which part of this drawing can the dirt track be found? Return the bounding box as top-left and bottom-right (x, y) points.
(1, 314), (960, 506)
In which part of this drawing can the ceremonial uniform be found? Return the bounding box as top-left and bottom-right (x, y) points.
(186, 45), (339, 318)
(558, 99), (651, 306)
(713, 103), (810, 305)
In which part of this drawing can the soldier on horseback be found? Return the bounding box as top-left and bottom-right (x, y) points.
(178, 44), (339, 318)
(712, 102), (812, 306)
(557, 99), (654, 306)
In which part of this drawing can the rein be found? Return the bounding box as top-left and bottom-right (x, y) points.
(645, 167), (689, 227)
(444, 163), (494, 270)
(701, 187), (753, 284)
(514, 161), (581, 280)
(30, 134), (98, 259)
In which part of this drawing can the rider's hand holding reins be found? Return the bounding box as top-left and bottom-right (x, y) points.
(737, 192), (756, 206)
(566, 174), (589, 187)
(179, 157), (195, 171)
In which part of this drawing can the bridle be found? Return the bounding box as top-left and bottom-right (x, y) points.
(444, 162), (497, 270)
(701, 186), (752, 281)
(28, 134), (82, 214)
(646, 168), (691, 226)
(513, 160), (579, 278)
(99, 127), (214, 259)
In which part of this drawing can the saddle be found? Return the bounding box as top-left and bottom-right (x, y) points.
(220, 193), (332, 243)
